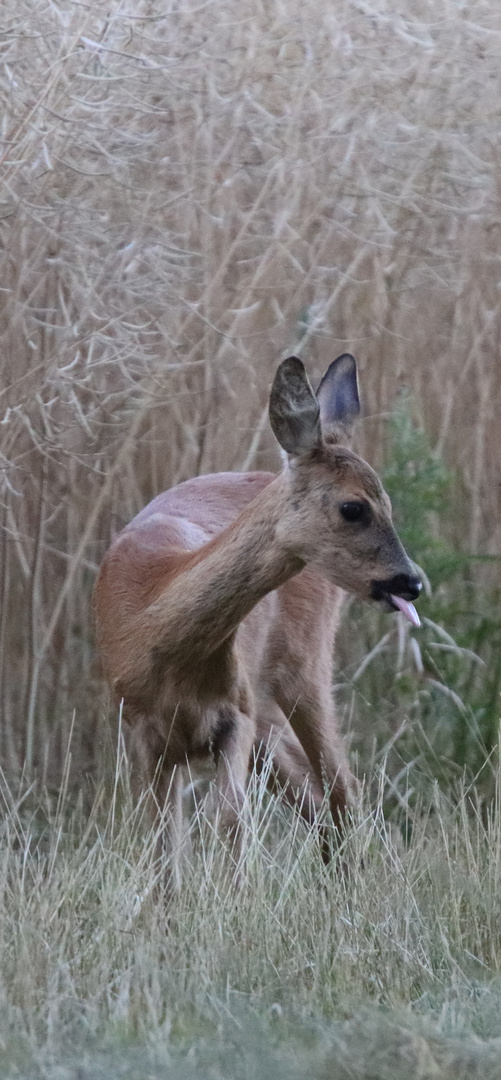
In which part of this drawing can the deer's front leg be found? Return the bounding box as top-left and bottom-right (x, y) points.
(254, 698), (326, 823)
(274, 686), (358, 836)
(254, 698), (350, 864)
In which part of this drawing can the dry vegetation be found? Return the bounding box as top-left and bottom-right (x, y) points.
(1, 0), (501, 1074)
(3, 762), (501, 1078)
(1, 0), (500, 774)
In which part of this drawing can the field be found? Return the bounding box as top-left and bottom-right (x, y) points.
(3, 764), (501, 1078)
(1, 0), (501, 1075)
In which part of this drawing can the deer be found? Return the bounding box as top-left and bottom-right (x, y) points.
(94, 353), (421, 889)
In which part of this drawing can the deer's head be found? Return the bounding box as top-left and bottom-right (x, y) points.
(269, 354), (422, 625)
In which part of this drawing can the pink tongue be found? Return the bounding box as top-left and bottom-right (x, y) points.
(390, 594), (421, 628)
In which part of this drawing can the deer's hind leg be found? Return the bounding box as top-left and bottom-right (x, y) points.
(209, 704), (256, 869)
(132, 718), (185, 895)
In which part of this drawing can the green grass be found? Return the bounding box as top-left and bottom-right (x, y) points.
(2, 748), (501, 1079)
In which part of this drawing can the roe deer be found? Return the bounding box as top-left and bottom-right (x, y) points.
(94, 354), (421, 886)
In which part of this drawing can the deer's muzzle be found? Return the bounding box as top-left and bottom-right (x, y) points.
(370, 573), (422, 627)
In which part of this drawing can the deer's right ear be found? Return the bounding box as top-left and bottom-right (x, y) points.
(316, 353), (360, 443)
(269, 357), (322, 456)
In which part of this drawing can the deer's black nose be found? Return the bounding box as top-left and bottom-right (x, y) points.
(371, 573), (422, 602)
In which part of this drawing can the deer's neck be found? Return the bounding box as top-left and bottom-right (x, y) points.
(145, 475), (302, 663)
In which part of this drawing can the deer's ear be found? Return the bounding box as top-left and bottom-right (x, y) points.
(316, 353), (360, 443)
(269, 356), (321, 456)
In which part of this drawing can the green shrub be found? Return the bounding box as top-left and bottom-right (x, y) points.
(338, 396), (501, 810)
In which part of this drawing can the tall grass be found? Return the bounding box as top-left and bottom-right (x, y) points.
(2, 754), (501, 1077)
(1, 5), (501, 1071)
(0, 0), (500, 775)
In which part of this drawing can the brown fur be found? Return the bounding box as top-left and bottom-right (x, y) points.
(94, 357), (419, 887)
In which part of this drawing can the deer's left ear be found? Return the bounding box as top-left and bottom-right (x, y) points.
(316, 353), (360, 443)
(269, 356), (321, 456)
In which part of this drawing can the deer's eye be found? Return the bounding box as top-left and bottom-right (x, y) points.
(339, 501), (369, 524)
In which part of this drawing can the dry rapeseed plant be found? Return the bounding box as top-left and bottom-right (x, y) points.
(0, 0), (499, 781)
